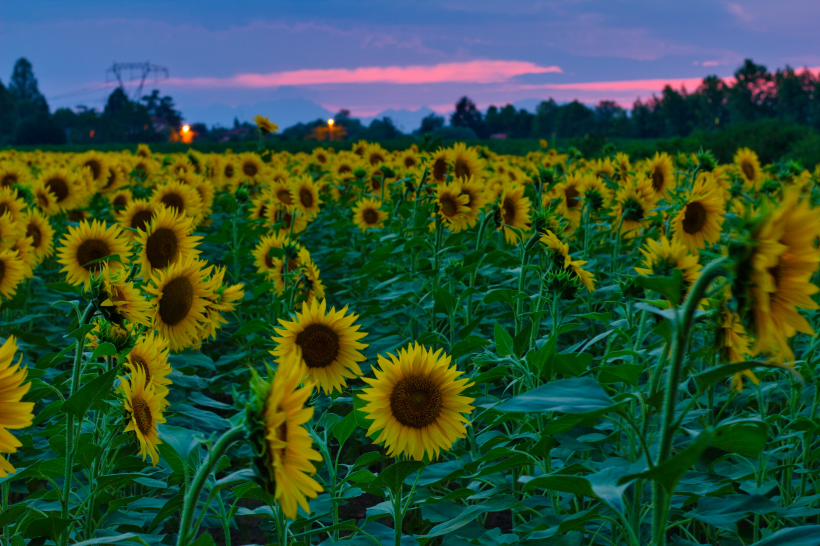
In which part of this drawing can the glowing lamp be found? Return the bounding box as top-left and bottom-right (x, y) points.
(182, 125), (190, 132)
(328, 119), (335, 126)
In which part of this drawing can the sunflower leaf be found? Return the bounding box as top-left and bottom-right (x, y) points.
(369, 461), (425, 495)
(60, 366), (118, 418)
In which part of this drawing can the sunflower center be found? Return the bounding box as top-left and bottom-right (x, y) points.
(362, 208), (379, 225)
(440, 195), (459, 218)
(295, 323), (340, 369)
(390, 376), (443, 429)
(131, 354), (152, 385)
(265, 251), (275, 269)
(68, 210), (85, 223)
(299, 188), (314, 208)
(85, 160), (102, 180)
(502, 197), (516, 224)
(131, 210), (153, 232)
(0, 174), (16, 187)
(404, 156), (416, 168)
(281, 212), (294, 228)
(113, 195), (128, 207)
(45, 177), (69, 202)
(158, 277), (194, 326)
(369, 152), (385, 166)
(682, 201), (707, 234)
(768, 262), (782, 289)
(160, 192), (185, 213)
(276, 189), (293, 205)
(454, 159), (471, 179)
(0, 260), (5, 284)
(0, 204), (8, 217)
(146, 228), (179, 270)
(623, 199), (644, 222)
(132, 395), (153, 436)
(338, 164), (352, 174)
(317, 153), (327, 164)
(565, 186), (580, 209)
(243, 162), (258, 177)
(76, 239), (110, 271)
(371, 177), (382, 191)
(741, 160), (755, 182)
(651, 168), (665, 192)
(26, 224), (42, 248)
(433, 158), (447, 181)
(257, 204), (268, 219)
(36, 190), (51, 208)
(105, 171), (117, 189)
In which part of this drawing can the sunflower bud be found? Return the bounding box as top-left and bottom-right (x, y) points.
(618, 276), (645, 300)
(235, 185), (250, 203)
(696, 149), (717, 173)
(246, 367), (276, 496)
(546, 269), (580, 300)
(353, 167), (368, 180)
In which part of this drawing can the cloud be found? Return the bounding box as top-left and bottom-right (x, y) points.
(512, 76), (706, 93)
(727, 3), (753, 22)
(163, 60), (561, 88)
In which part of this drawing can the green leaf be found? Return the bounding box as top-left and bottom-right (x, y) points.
(635, 268), (683, 304)
(497, 377), (618, 415)
(522, 467), (631, 514)
(694, 361), (803, 389)
(231, 318), (270, 337)
(598, 363), (644, 386)
(72, 534), (150, 546)
(24, 513), (73, 543)
(369, 460), (425, 494)
(434, 288), (456, 316)
(620, 430), (713, 493)
(494, 322), (514, 357)
(90, 342), (118, 360)
(0, 504), (29, 526)
(749, 526), (820, 546)
(451, 335), (490, 360)
(713, 417), (768, 457)
(60, 367), (118, 418)
(552, 352), (593, 377)
(418, 495), (520, 538)
(332, 411), (358, 448)
(689, 494), (778, 532)
(158, 424), (203, 466)
(527, 335), (556, 375)
(484, 289), (517, 307)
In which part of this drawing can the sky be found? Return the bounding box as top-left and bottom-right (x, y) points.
(2, 0), (819, 129)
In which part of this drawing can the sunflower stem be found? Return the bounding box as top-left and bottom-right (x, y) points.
(392, 484), (403, 546)
(177, 426), (246, 546)
(61, 301), (96, 546)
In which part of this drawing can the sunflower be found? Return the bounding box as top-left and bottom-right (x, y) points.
(250, 193), (273, 222)
(717, 308), (757, 391)
(365, 143), (388, 167)
(551, 173), (584, 229)
(9, 237), (36, 278)
(646, 152), (675, 197)
(249, 363), (323, 519)
(436, 181), (470, 230)
(0, 162), (31, 189)
(238, 153), (265, 182)
(191, 178), (216, 226)
(591, 157), (616, 180)
(747, 188), (820, 361)
(635, 236), (701, 285)
(57, 220), (131, 288)
(450, 143), (485, 181)
(253, 115), (278, 135)
(109, 189), (133, 210)
(0, 212), (23, 248)
(270, 298), (368, 395)
(150, 180), (203, 220)
(268, 206), (308, 237)
(22, 208), (54, 261)
(457, 176), (490, 229)
(117, 199), (156, 240)
(75, 151), (109, 190)
(311, 148), (330, 166)
(614, 152), (631, 181)
(734, 147), (762, 190)
(198, 266), (245, 341)
(540, 230), (595, 291)
(167, 156), (193, 177)
(0, 336), (34, 477)
(119, 366), (166, 466)
(254, 233), (294, 278)
(352, 198), (387, 231)
(498, 184), (532, 244)
(101, 161), (128, 193)
(671, 175), (726, 252)
(292, 175), (322, 219)
(135, 207), (201, 279)
(271, 180), (295, 207)
(429, 148), (451, 184)
(131, 156), (159, 181)
(32, 167), (82, 215)
(301, 255), (326, 304)
(579, 175), (612, 215)
(359, 342), (475, 461)
(612, 177), (657, 238)
(399, 149), (420, 170)
(126, 331), (172, 400)
(0, 249), (24, 303)
(0, 187), (27, 226)
(98, 263), (152, 327)
(144, 256), (219, 352)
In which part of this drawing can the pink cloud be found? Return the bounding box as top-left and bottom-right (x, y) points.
(512, 77), (707, 93)
(163, 60), (561, 88)
(727, 3), (753, 22)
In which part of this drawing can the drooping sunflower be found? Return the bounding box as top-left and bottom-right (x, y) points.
(579, 174), (612, 215)
(150, 180), (203, 220)
(539, 230), (595, 291)
(451, 143), (486, 181)
(96, 263), (151, 327)
(126, 331), (173, 400)
(253, 115), (278, 135)
(436, 181), (470, 230)
(646, 152), (675, 197)
(734, 147), (762, 190)
(359, 342), (475, 461)
(135, 207), (201, 279)
(352, 197), (387, 231)
(671, 175), (726, 252)
(117, 199), (156, 240)
(612, 177), (657, 238)
(119, 366), (166, 466)
(144, 256), (219, 352)
(0, 336), (34, 477)
(498, 184), (532, 244)
(21, 208), (54, 261)
(57, 220), (131, 288)
(270, 298), (368, 395)
(635, 236), (702, 285)
(249, 363), (323, 519)
(292, 175), (322, 219)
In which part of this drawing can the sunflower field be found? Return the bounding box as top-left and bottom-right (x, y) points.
(0, 133), (819, 546)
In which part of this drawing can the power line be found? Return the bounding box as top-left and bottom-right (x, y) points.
(105, 61), (169, 101)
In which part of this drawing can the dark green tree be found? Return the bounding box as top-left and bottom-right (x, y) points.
(451, 96), (485, 137)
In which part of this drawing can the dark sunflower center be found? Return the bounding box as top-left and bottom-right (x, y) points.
(741, 160), (755, 182)
(371, 177), (382, 191)
(281, 212), (293, 228)
(768, 262), (782, 289)
(682, 201), (707, 234)
(243, 162), (258, 177)
(300, 188), (314, 208)
(389, 376), (443, 429)
(651, 167), (665, 192)
(113, 195), (127, 207)
(0, 174), (17, 187)
(502, 197), (516, 224)
(0, 204), (9, 217)
(160, 192), (185, 213)
(295, 323), (340, 369)
(440, 195), (458, 217)
(132, 395), (153, 435)
(131, 354), (152, 385)
(224, 165), (235, 178)
(362, 207), (379, 225)
(338, 164), (352, 174)
(146, 228), (179, 270)
(265, 250), (275, 269)
(454, 159), (471, 179)
(369, 152), (385, 166)
(0, 259), (5, 284)
(68, 210), (85, 223)
(257, 204), (268, 219)
(277, 419), (288, 460)
(565, 186), (580, 209)
(317, 153), (327, 164)
(131, 210), (153, 232)
(433, 158), (447, 181)
(76, 239), (110, 272)
(404, 156), (416, 168)
(85, 160), (102, 180)
(158, 276), (194, 326)
(105, 171), (117, 189)
(277, 189), (293, 205)
(45, 177), (69, 202)
(587, 189), (604, 211)
(36, 190), (50, 208)
(26, 224), (42, 248)
(623, 198), (644, 222)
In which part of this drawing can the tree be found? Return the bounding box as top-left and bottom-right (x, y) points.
(774, 66), (816, 124)
(555, 100), (595, 138)
(0, 79), (15, 143)
(451, 96), (485, 137)
(366, 117), (402, 140)
(729, 59), (776, 122)
(8, 58), (48, 121)
(693, 75), (729, 129)
(141, 90), (182, 128)
(417, 113), (444, 134)
(532, 99), (559, 138)
(594, 100), (628, 136)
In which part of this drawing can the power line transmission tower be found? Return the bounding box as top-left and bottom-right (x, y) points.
(105, 62), (169, 101)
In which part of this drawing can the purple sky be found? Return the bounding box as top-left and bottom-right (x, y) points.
(2, 1), (819, 128)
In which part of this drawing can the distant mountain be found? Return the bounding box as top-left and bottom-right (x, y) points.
(360, 107), (437, 133)
(183, 98), (333, 129)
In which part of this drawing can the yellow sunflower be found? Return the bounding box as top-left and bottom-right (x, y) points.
(671, 175), (726, 252)
(292, 175), (322, 219)
(734, 147), (762, 190)
(456, 176), (489, 230)
(429, 148), (451, 184)
(270, 298), (368, 395)
(451, 143), (485, 181)
(253, 233), (294, 279)
(718, 308), (757, 391)
(57, 220), (131, 288)
(0, 336), (34, 477)
(109, 189), (133, 210)
(635, 236), (701, 285)
(238, 152), (265, 182)
(365, 143), (388, 167)
(498, 184), (532, 244)
(0, 162), (31, 189)
(75, 151), (109, 190)
(0, 212), (23, 249)
(436, 181), (470, 230)
(150, 180), (203, 220)
(32, 167), (83, 215)
(539, 230), (595, 291)
(144, 256), (219, 352)
(119, 366), (166, 466)
(646, 152), (675, 197)
(0, 187), (27, 226)
(359, 342), (475, 461)
(98, 263), (152, 327)
(198, 266), (245, 341)
(126, 331), (173, 400)
(551, 173), (584, 230)
(271, 180), (295, 208)
(352, 198), (387, 231)
(9, 237), (36, 279)
(579, 175), (612, 215)
(117, 199), (156, 240)
(135, 207), (201, 279)
(101, 161), (128, 193)
(612, 177), (657, 238)
(22, 208), (54, 262)
(253, 115), (279, 135)
(267, 206), (308, 237)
